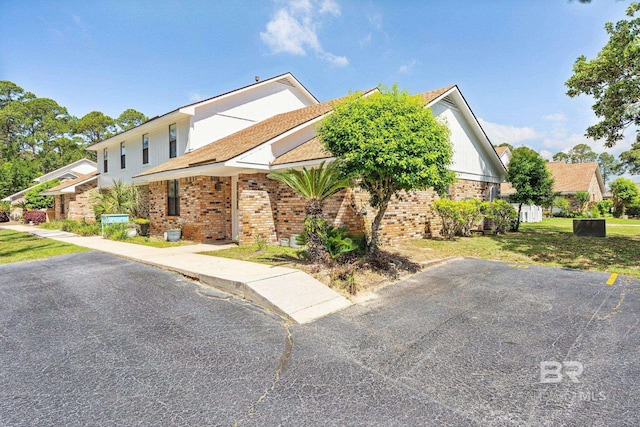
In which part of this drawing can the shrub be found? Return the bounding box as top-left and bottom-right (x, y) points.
(487, 199), (517, 233)
(627, 199), (640, 218)
(0, 212), (9, 222)
(92, 180), (141, 219)
(103, 223), (129, 240)
(39, 219), (101, 236)
(0, 201), (10, 213)
(432, 199), (463, 239)
(132, 218), (150, 236)
(575, 191), (591, 212)
(595, 199), (613, 216)
(320, 226), (358, 260)
(458, 199), (487, 236)
(552, 197), (570, 217)
(23, 210), (46, 225)
(24, 179), (60, 210)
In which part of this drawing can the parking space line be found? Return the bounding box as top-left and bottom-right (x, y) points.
(606, 273), (618, 286)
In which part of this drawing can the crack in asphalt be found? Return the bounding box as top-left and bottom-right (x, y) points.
(237, 321), (293, 425)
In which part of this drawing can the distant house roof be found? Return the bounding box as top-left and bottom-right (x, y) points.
(1, 158), (97, 202)
(494, 146), (509, 157)
(40, 172), (99, 196)
(546, 162), (604, 194)
(135, 90), (377, 179)
(502, 162), (605, 197)
(418, 85), (457, 104)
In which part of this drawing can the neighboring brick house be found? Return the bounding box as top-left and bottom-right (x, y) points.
(40, 172), (99, 222)
(2, 158), (97, 220)
(126, 81), (506, 245)
(546, 162), (605, 210)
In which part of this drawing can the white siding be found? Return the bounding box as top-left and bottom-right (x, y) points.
(98, 118), (190, 187)
(187, 83), (311, 152)
(431, 102), (501, 182)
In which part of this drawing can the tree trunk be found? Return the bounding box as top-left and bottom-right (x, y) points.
(305, 198), (327, 263)
(368, 194), (391, 255)
(516, 203), (523, 231)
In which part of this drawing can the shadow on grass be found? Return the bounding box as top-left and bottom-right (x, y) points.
(487, 231), (640, 275)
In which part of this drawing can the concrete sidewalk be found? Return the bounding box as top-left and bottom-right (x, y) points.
(1, 224), (352, 323)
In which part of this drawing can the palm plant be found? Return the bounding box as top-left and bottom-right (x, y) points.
(267, 161), (350, 262)
(92, 180), (141, 219)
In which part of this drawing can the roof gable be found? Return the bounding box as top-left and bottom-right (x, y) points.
(546, 162), (605, 194)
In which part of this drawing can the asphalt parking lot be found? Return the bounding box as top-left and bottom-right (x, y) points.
(1, 252), (638, 426)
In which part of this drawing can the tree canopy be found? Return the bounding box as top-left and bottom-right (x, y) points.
(506, 147), (555, 229)
(565, 3), (640, 177)
(318, 85), (455, 252)
(610, 177), (640, 215)
(0, 80), (146, 200)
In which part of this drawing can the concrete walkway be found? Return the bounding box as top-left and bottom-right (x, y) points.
(1, 224), (352, 323)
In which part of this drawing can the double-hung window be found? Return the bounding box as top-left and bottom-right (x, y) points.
(169, 124), (177, 158)
(167, 180), (180, 216)
(120, 142), (126, 169)
(103, 148), (108, 173)
(142, 133), (149, 164)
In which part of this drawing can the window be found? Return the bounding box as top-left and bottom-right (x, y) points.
(167, 180), (180, 216)
(103, 148), (108, 173)
(60, 195), (65, 214)
(120, 142), (126, 169)
(169, 124), (177, 158)
(142, 133), (149, 164)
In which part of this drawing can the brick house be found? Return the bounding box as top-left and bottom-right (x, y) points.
(86, 73), (506, 244)
(546, 162), (605, 210)
(2, 158), (97, 220)
(40, 172), (99, 222)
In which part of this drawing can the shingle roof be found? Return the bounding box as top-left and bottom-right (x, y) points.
(418, 85), (456, 104)
(135, 85), (456, 178)
(501, 162), (601, 196)
(546, 162), (600, 193)
(272, 137), (331, 165)
(494, 146), (509, 157)
(40, 172), (99, 194)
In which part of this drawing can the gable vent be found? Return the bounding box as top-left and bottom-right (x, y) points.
(441, 96), (457, 110)
(277, 78), (295, 87)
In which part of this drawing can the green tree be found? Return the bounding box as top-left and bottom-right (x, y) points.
(267, 161), (350, 262)
(567, 143), (598, 163)
(506, 147), (555, 230)
(24, 179), (60, 209)
(552, 152), (570, 163)
(566, 3), (640, 149)
(318, 85), (455, 253)
(116, 109), (147, 131)
(597, 152), (622, 184)
(495, 143), (514, 151)
(620, 142), (640, 175)
(610, 177), (640, 215)
(75, 111), (115, 145)
(0, 158), (39, 199)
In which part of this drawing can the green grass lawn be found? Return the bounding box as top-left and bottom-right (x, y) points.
(0, 229), (88, 264)
(126, 236), (197, 248)
(404, 217), (640, 278)
(200, 244), (307, 265)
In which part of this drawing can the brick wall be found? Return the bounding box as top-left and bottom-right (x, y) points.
(149, 176), (231, 242)
(238, 173), (493, 246)
(53, 181), (97, 222)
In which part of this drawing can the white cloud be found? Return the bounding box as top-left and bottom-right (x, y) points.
(261, 0), (348, 66)
(189, 92), (203, 102)
(368, 12), (383, 29)
(539, 150), (553, 161)
(543, 113), (568, 122)
(478, 118), (543, 145)
(398, 59), (417, 74)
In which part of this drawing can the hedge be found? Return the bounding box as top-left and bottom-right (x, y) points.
(23, 210), (47, 225)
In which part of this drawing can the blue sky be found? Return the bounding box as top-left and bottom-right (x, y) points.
(0, 0), (634, 161)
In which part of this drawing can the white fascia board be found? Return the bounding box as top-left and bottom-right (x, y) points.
(269, 157), (335, 170)
(225, 114), (328, 169)
(132, 162), (238, 183)
(88, 111), (191, 151)
(429, 88), (507, 176)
